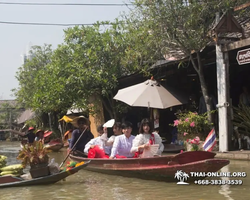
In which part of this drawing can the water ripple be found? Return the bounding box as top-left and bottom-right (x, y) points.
(0, 142), (250, 200)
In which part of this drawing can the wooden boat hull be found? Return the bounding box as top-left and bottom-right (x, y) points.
(21, 140), (64, 152)
(0, 161), (90, 188)
(45, 144), (63, 152)
(69, 151), (229, 182)
(45, 141), (64, 152)
(163, 144), (185, 153)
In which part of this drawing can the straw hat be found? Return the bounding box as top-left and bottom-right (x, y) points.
(28, 127), (35, 131)
(35, 129), (44, 136)
(71, 116), (89, 128)
(44, 130), (53, 138)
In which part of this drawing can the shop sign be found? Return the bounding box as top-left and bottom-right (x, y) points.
(236, 48), (250, 65)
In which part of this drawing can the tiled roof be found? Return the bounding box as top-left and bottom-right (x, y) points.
(236, 9), (250, 38)
(218, 8), (250, 39)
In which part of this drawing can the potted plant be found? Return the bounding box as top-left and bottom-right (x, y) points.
(171, 111), (213, 151)
(17, 141), (51, 178)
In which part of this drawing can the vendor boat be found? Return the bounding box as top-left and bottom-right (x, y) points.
(44, 139), (64, 152)
(69, 151), (229, 182)
(0, 161), (90, 188)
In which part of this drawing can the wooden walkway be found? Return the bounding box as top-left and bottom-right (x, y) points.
(215, 150), (250, 161)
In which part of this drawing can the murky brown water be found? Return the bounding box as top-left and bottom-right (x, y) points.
(0, 141), (249, 200)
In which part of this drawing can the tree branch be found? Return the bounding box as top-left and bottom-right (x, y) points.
(100, 96), (114, 119)
(189, 54), (199, 72)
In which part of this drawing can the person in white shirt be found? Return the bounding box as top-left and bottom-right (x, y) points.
(131, 118), (164, 157)
(84, 125), (111, 157)
(109, 121), (135, 159)
(102, 122), (123, 146)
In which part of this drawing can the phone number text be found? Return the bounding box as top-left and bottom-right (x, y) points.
(194, 179), (243, 185)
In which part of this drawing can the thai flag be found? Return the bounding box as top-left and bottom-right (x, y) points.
(203, 128), (217, 152)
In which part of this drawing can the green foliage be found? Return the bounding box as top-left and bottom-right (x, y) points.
(14, 21), (138, 121)
(14, 44), (55, 111)
(233, 104), (250, 135)
(17, 141), (50, 168)
(61, 23), (137, 118)
(171, 111), (213, 140)
(127, 0), (246, 58)
(123, 0), (248, 118)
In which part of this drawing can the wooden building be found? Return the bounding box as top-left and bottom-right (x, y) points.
(90, 4), (250, 148)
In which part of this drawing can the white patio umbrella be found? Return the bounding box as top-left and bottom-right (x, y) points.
(113, 79), (187, 109)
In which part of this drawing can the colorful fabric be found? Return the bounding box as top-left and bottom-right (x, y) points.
(88, 146), (109, 158)
(203, 128), (216, 152)
(84, 136), (111, 155)
(115, 155), (127, 159)
(149, 134), (155, 145)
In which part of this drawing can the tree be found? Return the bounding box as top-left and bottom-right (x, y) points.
(14, 21), (136, 122)
(123, 0), (247, 121)
(14, 44), (64, 128)
(62, 22), (136, 119)
(14, 44), (53, 109)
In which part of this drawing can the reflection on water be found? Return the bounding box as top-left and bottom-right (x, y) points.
(219, 165), (234, 200)
(0, 142), (250, 200)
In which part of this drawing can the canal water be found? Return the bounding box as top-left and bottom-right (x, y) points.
(0, 141), (249, 200)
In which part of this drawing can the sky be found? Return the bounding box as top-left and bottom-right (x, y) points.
(0, 0), (132, 100)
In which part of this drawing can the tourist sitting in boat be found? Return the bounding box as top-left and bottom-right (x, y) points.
(109, 121), (135, 159)
(69, 117), (94, 154)
(43, 130), (53, 144)
(25, 127), (36, 144)
(63, 129), (73, 147)
(63, 123), (74, 147)
(131, 118), (164, 157)
(102, 122), (123, 146)
(84, 125), (111, 158)
(35, 129), (44, 142)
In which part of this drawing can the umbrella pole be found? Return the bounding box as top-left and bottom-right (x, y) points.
(148, 102), (152, 120)
(149, 108), (153, 121)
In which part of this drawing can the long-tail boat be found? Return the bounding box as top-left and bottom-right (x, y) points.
(44, 139), (64, 152)
(69, 151), (229, 182)
(0, 161), (90, 188)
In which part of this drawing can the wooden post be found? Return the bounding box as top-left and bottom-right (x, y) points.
(215, 12), (229, 152)
(9, 108), (13, 141)
(224, 52), (233, 150)
(216, 44), (229, 152)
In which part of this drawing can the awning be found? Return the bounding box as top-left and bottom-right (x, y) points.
(59, 115), (89, 127)
(59, 115), (77, 123)
(66, 108), (85, 115)
(17, 109), (35, 124)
